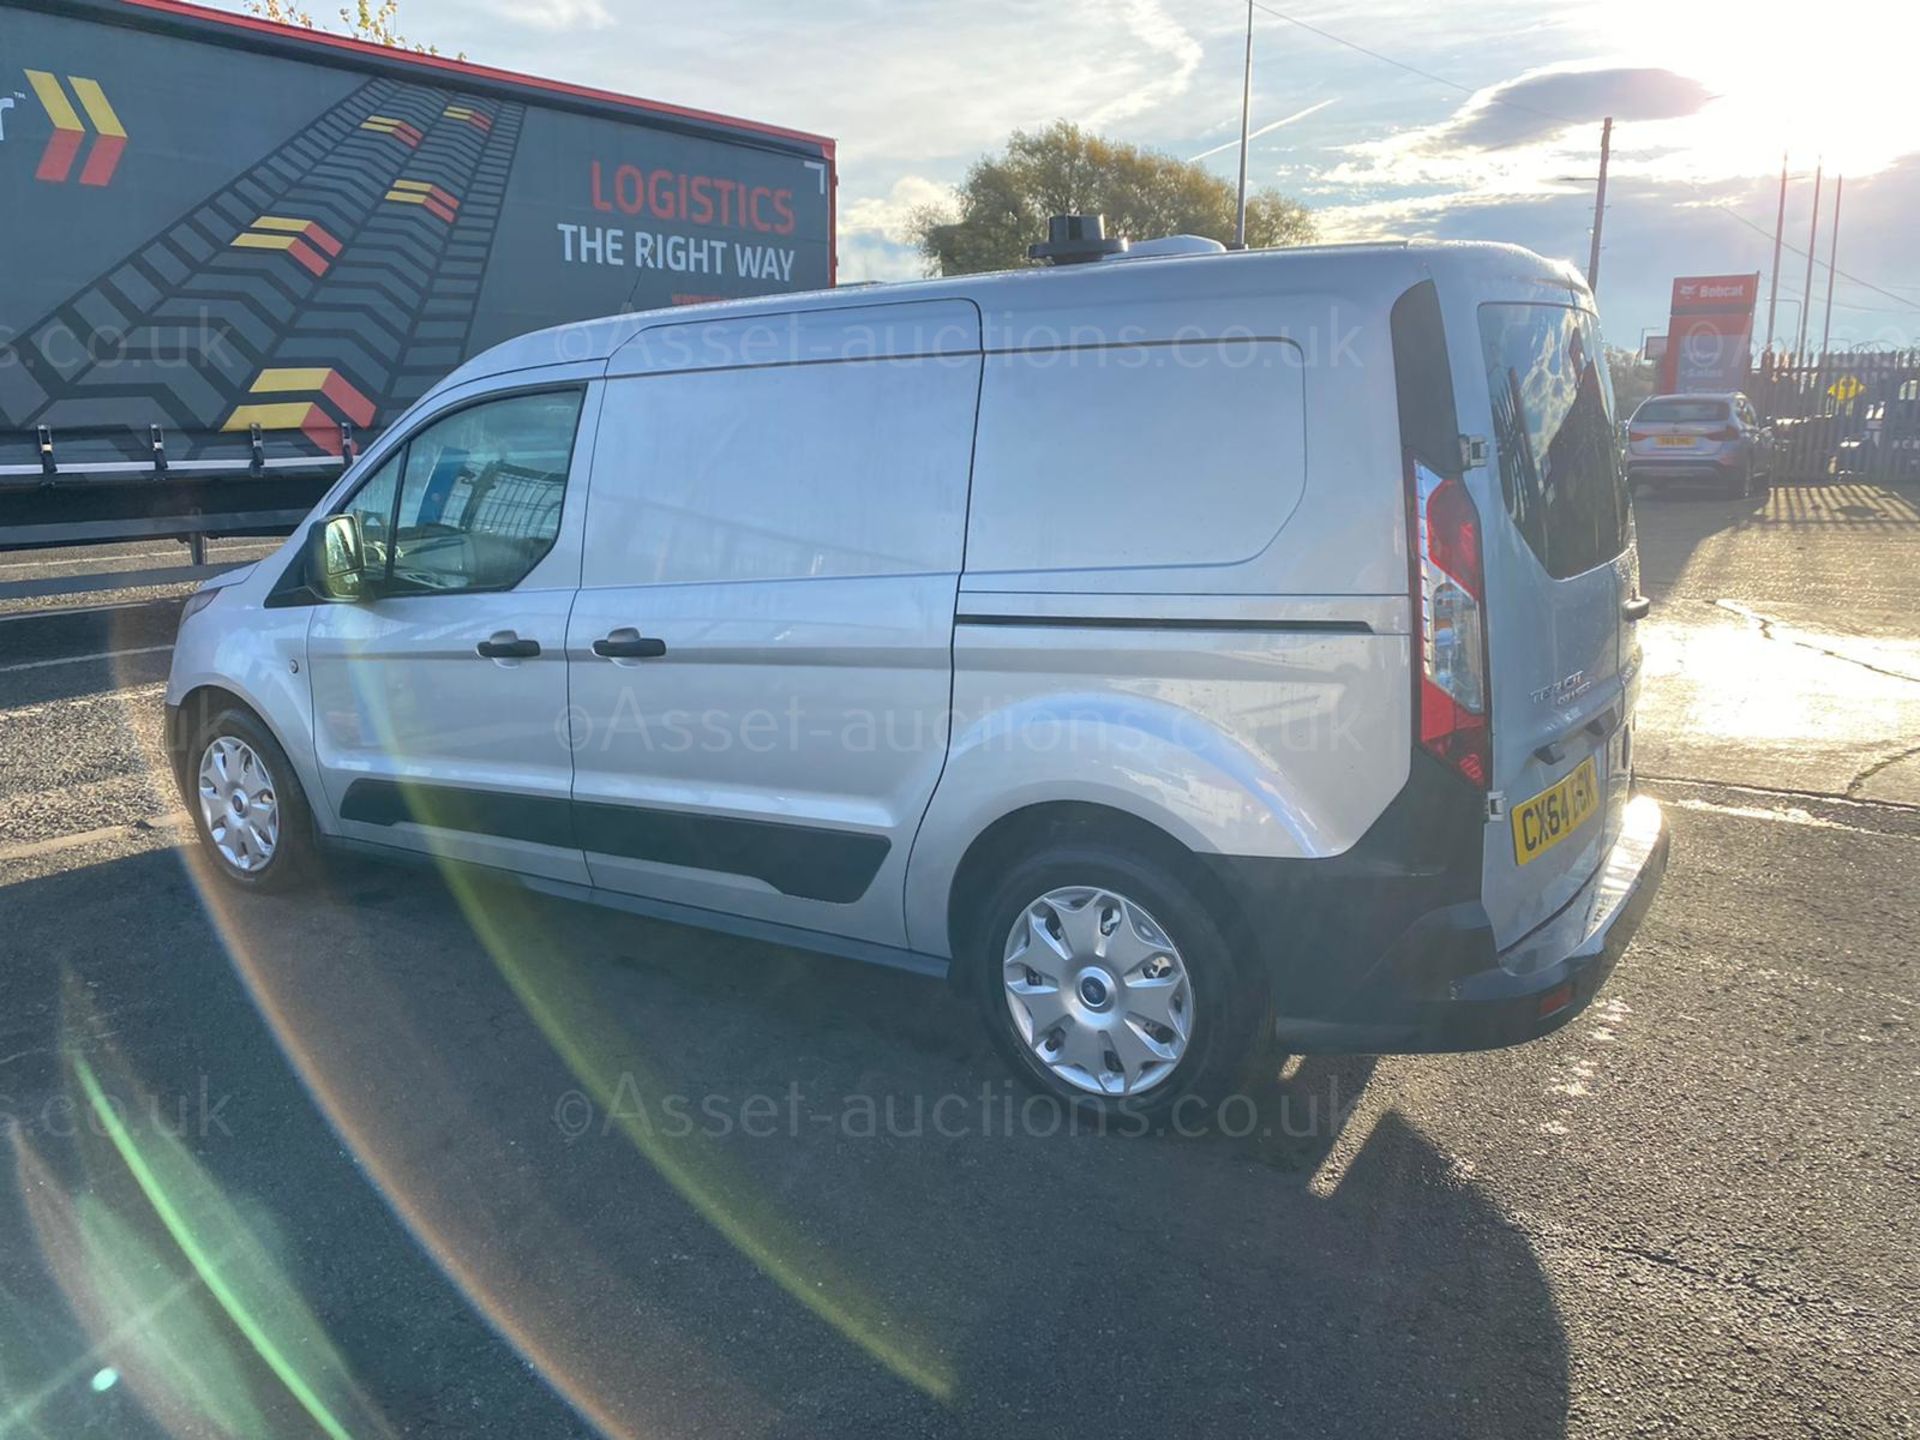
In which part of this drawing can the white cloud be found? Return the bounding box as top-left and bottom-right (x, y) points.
(1079, 0), (1203, 128)
(841, 174), (956, 248)
(1417, 65), (1712, 152)
(837, 173), (956, 283)
(479, 0), (613, 32)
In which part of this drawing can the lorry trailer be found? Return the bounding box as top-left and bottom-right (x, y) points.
(0, 0), (834, 584)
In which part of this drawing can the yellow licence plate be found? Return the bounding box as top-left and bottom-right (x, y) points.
(1656, 434), (1695, 447)
(1512, 756), (1600, 865)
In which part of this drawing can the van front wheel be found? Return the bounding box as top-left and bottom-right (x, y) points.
(973, 842), (1257, 1116)
(188, 707), (316, 892)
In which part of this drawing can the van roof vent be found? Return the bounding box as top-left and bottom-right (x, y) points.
(1115, 234), (1229, 260)
(1029, 214), (1129, 265)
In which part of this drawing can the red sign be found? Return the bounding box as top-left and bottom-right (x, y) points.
(1660, 273), (1760, 393)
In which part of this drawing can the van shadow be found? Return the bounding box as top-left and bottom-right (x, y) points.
(0, 846), (1571, 1438)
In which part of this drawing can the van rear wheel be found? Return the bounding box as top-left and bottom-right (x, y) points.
(972, 840), (1260, 1116)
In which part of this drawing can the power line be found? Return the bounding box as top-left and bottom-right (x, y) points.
(1707, 199), (1920, 314)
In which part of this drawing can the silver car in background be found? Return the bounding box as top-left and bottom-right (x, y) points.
(1626, 392), (1773, 498)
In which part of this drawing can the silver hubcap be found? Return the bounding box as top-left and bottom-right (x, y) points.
(1001, 886), (1194, 1097)
(197, 735), (279, 873)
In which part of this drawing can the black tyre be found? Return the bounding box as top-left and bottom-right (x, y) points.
(185, 706), (316, 891)
(971, 839), (1265, 1117)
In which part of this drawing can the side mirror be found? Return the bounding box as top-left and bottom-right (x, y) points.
(305, 514), (373, 601)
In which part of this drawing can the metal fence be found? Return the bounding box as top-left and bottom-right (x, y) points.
(1750, 349), (1920, 485)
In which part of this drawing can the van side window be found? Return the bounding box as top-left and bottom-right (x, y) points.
(350, 389), (584, 595)
(584, 357), (977, 586)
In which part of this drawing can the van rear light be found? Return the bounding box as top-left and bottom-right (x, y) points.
(1628, 429), (1649, 443)
(1709, 424), (1739, 441)
(1409, 452), (1490, 788)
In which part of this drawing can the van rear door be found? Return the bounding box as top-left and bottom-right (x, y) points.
(1470, 301), (1635, 948)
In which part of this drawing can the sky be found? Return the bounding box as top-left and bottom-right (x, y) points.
(225, 0), (1920, 352)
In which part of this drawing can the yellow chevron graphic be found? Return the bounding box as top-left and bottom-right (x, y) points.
(222, 402), (316, 431)
(68, 77), (125, 139)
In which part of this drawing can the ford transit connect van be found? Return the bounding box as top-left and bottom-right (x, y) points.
(165, 238), (1668, 1111)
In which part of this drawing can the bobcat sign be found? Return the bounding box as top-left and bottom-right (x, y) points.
(1658, 273), (1760, 394)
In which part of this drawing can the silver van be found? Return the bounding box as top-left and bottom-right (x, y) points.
(165, 238), (1669, 1111)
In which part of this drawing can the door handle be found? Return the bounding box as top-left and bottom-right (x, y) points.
(1621, 595), (1651, 622)
(592, 628), (667, 660)
(476, 632), (540, 659)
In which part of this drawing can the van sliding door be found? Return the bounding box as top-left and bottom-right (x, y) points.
(567, 300), (984, 947)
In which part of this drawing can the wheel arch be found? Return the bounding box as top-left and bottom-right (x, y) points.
(939, 799), (1253, 996)
(168, 683), (311, 813)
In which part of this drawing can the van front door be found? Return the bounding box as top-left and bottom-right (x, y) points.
(566, 303), (983, 948)
(307, 385), (594, 883)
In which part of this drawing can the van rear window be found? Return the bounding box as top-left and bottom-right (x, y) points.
(1479, 303), (1628, 580)
(1635, 398), (1730, 424)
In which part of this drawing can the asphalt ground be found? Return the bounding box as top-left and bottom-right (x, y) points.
(0, 482), (1916, 1438)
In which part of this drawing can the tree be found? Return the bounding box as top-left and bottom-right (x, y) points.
(910, 121), (1314, 277)
(245, 0), (455, 56)
(1605, 345), (1657, 417)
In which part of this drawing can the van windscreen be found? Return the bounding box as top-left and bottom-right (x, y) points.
(1479, 303), (1628, 580)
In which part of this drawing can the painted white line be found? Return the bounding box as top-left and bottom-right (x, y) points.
(0, 548), (186, 573)
(0, 644), (172, 674)
(0, 599), (181, 623)
(1670, 796), (1862, 832)
(0, 811), (187, 864)
(6, 681), (167, 720)
(0, 543), (273, 574)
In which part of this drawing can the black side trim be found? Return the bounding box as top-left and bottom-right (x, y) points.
(954, 614), (1372, 635)
(341, 779), (576, 849)
(572, 801), (888, 905)
(337, 779), (889, 904)
(519, 871), (948, 978)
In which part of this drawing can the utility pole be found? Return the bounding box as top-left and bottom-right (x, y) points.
(1796, 160), (1822, 358)
(1233, 0), (1253, 250)
(1820, 174), (1842, 357)
(1762, 152), (1787, 355)
(1586, 116), (1612, 292)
